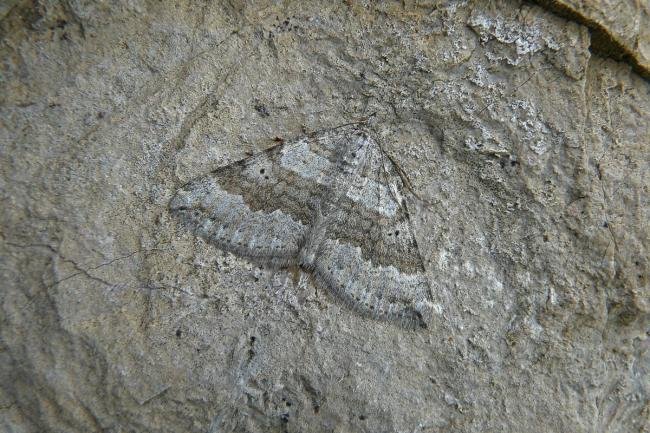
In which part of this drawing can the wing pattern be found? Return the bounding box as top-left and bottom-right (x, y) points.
(170, 127), (433, 329)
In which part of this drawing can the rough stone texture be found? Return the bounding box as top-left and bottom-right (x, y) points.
(533, 0), (650, 77)
(1, 1), (648, 432)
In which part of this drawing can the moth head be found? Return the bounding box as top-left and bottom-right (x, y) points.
(169, 178), (217, 225)
(169, 180), (207, 212)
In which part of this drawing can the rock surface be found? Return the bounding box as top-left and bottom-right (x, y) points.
(1, 1), (648, 432)
(534, 0), (650, 77)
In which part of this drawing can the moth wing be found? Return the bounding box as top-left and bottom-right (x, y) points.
(314, 138), (434, 328)
(312, 219), (433, 329)
(170, 140), (328, 265)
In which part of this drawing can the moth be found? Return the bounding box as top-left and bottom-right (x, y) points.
(170, 126), (434, 329)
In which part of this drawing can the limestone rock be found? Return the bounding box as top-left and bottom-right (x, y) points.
(1, 1), (648, 432)
(534, 0), (650, 77)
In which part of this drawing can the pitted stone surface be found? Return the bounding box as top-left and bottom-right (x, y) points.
(1, 1), (648, 432)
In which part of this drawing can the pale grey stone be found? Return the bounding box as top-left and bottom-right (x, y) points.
(1, 1), (648, 432)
